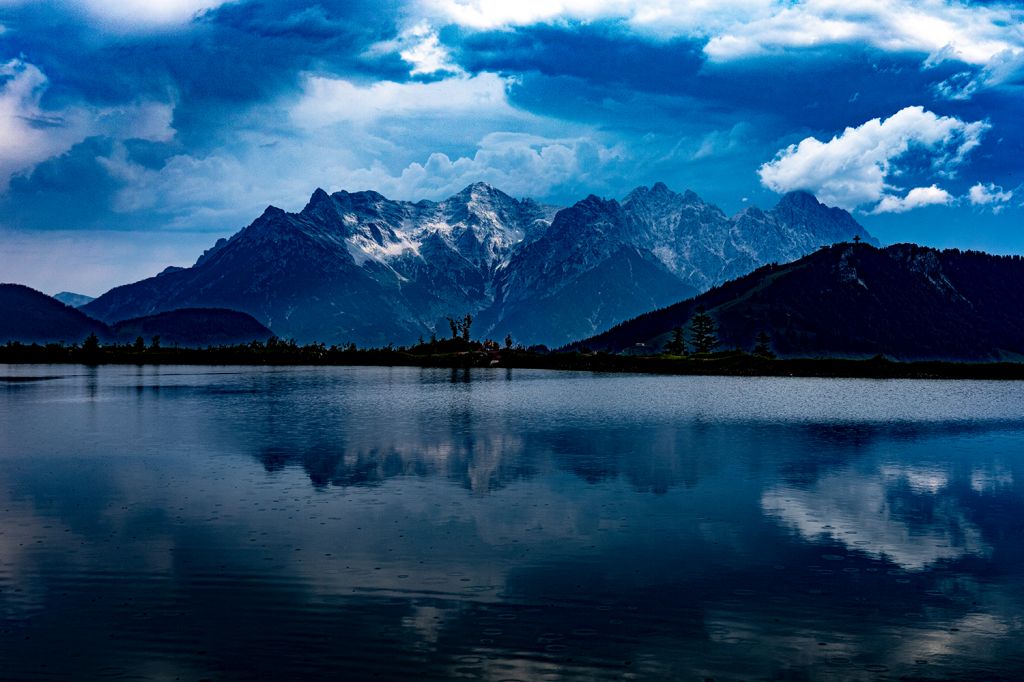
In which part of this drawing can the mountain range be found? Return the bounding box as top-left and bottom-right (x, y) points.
(0, 284), (272, 347)
(574, 243), (1024, 362)
(82, 183), (874, 347)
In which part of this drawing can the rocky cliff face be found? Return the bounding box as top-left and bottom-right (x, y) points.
(84, 183), (875, 347)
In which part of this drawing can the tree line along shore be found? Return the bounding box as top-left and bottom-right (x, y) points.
(2, 333), (1024, 381)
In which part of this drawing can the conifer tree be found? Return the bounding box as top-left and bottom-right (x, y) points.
(688, 306), (718, 354)
(753, 330), (775, 358)
(664, 326), (686, 355)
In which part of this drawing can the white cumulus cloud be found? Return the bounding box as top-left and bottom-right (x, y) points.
(968, 182), (1015, 214)
(757, 106), (989, 211)
(871, 185), (953, 214)
(968, 182), (1014, 206)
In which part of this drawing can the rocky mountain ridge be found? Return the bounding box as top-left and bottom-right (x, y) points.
(83, 182), (875, 346)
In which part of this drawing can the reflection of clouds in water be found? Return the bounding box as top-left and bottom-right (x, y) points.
(0, 498), (69, 615)
(401, 604), (447, 645)
(700, 606), (1018, 679)
(887, 612), (1010, 664)
(761, 466), (989, 570)
(881, 464), (950, 494)
(971, 465), (1014, 494)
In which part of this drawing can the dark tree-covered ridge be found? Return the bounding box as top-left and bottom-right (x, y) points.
(570, 243), (1024, 362)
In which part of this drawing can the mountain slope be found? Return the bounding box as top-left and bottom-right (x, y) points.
(85, 205), (428, 346)
(1, 284), (110, 344)
(483, 196), (698, 345)
(574, 244), (1024, 362)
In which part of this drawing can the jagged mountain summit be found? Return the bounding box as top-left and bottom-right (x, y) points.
(623, 183), (873, 291)
(572, 243), (1024, 361)
(84, 182), (874, 347)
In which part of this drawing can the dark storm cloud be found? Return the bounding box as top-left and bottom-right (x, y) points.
(450, 23), (983, 134)
(1, 0), (408, 141)
(0, 138), (123, 232)
(451, 22), (706, 95)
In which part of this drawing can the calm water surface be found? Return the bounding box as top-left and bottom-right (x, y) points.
(3, 365), (1024, 680)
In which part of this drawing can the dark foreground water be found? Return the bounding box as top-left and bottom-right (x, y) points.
(3, 366), (1024, 680)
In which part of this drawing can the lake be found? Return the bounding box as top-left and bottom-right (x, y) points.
(3, 365), (1024, 680)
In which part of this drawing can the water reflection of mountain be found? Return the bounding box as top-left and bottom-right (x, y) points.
(257, 431), (535, 492)
(246, 404), (1024, 502)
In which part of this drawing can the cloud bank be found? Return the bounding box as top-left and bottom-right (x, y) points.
(426, 0), (1024, 75)
(0, 59), (174, 191)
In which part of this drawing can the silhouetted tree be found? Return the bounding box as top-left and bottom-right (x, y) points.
(133, 336), (145, 353)
(461, 313), (473, 342)
(82, 332), (100, 354)
(448, 317), (459, 339)
(150, 335), (161, 351)
(753, 330), (775, 359)
(504, 333), (513, 350)
(688, 306), (718, 354)
(664, 326), (686, 355)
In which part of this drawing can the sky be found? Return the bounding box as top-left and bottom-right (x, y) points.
(0, 0), (1022, 295)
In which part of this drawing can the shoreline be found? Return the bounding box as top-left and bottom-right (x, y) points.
(3, 347), (1024, 380)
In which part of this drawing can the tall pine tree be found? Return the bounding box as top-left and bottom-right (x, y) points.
(664, 326), (687, 355)
(688, 306), (718, 354)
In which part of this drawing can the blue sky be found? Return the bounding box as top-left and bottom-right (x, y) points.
(0, 0), (1022, 294)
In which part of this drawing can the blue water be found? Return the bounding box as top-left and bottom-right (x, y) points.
(3, 365), (1024, 680)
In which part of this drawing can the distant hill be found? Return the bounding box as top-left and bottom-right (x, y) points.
(0, 284), (272, 347)
(0, 284), (110, 344)
(110, 308), (272, 347)
(82, 182), (874, 347)
(53, 291), (95, 307)
(572, 243), (1024, 362)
